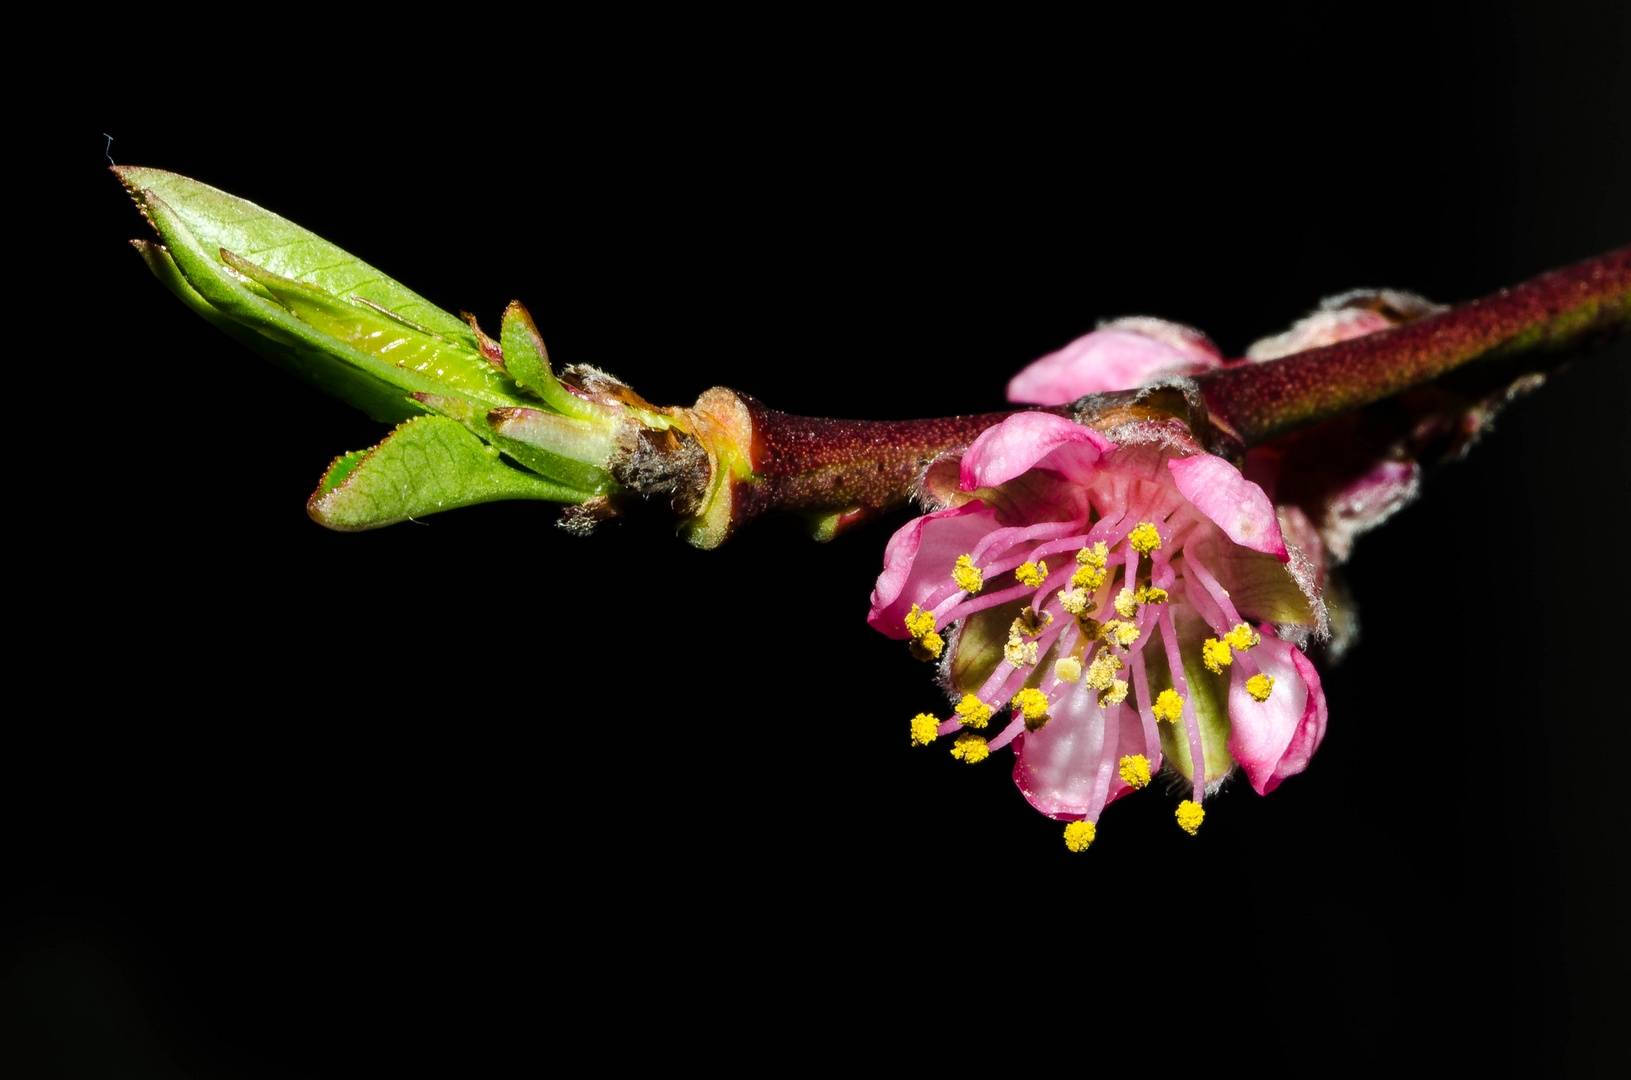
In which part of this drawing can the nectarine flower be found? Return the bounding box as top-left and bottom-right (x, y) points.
(871, 410), (1327, 848)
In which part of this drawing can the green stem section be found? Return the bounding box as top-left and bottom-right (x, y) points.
(1194, 246), (1631, 448)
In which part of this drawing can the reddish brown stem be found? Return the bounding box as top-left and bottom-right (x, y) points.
(730, 399), (1062, 535)
(669, 247), (1629, 546)
(1195, 246), (1631, 448)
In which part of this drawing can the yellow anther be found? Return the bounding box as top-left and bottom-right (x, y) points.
(1140, 586), (1169, 604)
(1128, 522), (1162, 554)
(1063, 820), (1097, 852)
(910, 713), (940, 746)
(1054, 656), (1082, 684)
(1151, 688), (1186, 722)
(905, 604), (937, 639)
(1060, 587), (1089, 615)
(1100, 620), (1140, 647)
(953, 554), (984, 594)
(1075, 615), (1102, 640)
(1085, 651), (1124, 691)
(1114, 587), (1139, 619)
(1013, 608), (1052, 636)
(1246, 674), (1276, 702)
(954, 694), (993, 729)
(1099, 678), (1129, 707)
(1072, 564), (1106, 590)
(1202, 637), (1233, 674)
(1015, 560), (1048, 587)
(1016, 687), (1049, 721)
(910, 631), (945, 661)
(1077, 541), (1108, 568)
(1118, 754), (1152, 789)
(1004, 637), (1039, 667)
(1175, 800), (1205, 835)
(1224, 623), (1260, 651)
(950, 732), (990, 763)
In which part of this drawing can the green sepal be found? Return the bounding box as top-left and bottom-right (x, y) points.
(414, 393), (619, 495)
(803, 507), (883, 543)
(806, 511), (844, 542)
(1185, 538), (1319, 627)
(1144, 605), (1237, 786)
(307, 415), (588, 530)
(947, 597), (1028, 693)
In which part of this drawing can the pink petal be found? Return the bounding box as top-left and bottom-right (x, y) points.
(1226, 636), (1328, 795)
(1011, 685), (1143, 818)
(1270, 648), (1328, 791)
(1007, 322), (1224, 406)
(1243, 307), (1393, 361)
(1010, 684), (1105, 818)
(1321, 460), (1421, 563)
(866, 501), (997, 637)
(960, 412), (1113, 492)
(1168, 453), (1288, 560)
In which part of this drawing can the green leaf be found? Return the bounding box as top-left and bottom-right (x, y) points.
(219, 249), (523, 407)
(119, 168), (632, 531)
(307, 416), (588, 530)
(498, 300), (607, 422)
(132, 239), (428, 423)
(133, 189), (529, 420)
(115, 167), (476, 346)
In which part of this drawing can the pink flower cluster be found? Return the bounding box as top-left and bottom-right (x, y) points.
(871, 323), (1333, 849)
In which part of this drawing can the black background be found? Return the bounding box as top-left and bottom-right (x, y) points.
(13, 6), (1630, 1075)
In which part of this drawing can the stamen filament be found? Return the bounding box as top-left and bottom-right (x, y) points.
(1159, 605), (1208, 799)
(1183, 556), (1245, 629)
(969, 518), (1086, 567)
(1128, 630), (1164, 764)
(1087, 699), (1127, 820)
(976, 654), (1040, 712)
(1084, 511), (1132, 551)
(1173, 566), (1234, 639)
(932, 580), (1037, 625)
(987, 712), (1028, 752)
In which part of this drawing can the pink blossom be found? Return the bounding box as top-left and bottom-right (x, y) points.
(1004, 306), (1435, 654)
(1005, 316), (1226, 405)
(872, 411), (1327, 847)
(1236, 289), (1442, 572)
(1243, 287), (1445, 361)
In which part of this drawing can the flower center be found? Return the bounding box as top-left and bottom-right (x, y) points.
(903, 509), (1280, 847)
